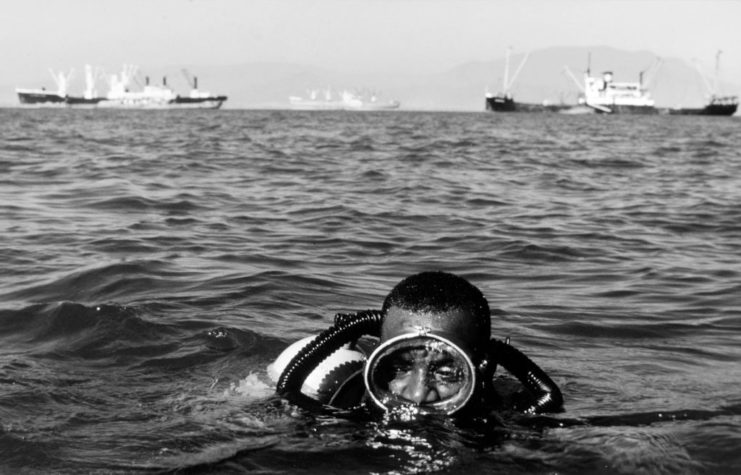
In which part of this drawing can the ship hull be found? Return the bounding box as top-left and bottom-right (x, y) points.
(485, 95), (516, 112)
(343, 103), (400, 111)
(485, 96), (571, 113)
(589, 104), (658, 115)
(668, 104), (738, 116)
(17, 90), (66, 106)
(289, 101), (399, 111)
(289, 90), (400, 111)
(65, 96), (106, 107)
(289, 102), (343, 111)
(19, 95), (227, 109)
(170, 96), (227, 109)
(93, 97), (226, 109)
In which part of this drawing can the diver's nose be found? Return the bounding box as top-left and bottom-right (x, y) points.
(403, 367), (431, 404)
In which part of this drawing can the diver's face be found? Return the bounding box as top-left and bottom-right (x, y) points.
(365, 304), (480, 413)
(385, 345), (467, 404)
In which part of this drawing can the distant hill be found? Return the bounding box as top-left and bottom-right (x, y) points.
(2, 46), (738, 111)
(185, 45), (740, 111)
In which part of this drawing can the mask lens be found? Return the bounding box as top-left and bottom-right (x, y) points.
(364, 336), (475, 414)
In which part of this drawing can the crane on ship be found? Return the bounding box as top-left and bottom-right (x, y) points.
(500, 47), (530, 98)
(562, 66), (585, 94)
(181, 69), (198, 91)
(690, 50), (738, 107)
(49, 68), (75, 96)
(693, 50), (732, 97)
(639, 57), (663, 91)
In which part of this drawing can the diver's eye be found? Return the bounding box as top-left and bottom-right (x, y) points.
(390, 362), (413, 376)
(431, 365), (464, 384)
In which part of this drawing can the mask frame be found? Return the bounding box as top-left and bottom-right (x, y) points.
(363, 332), (477, 415)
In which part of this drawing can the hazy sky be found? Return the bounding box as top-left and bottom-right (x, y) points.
(4, 0), (741, 83)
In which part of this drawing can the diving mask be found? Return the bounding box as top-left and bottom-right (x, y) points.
(363, 333), (476, 415)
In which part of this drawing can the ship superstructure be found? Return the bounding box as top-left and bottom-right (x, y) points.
(582, 70), (657, 114)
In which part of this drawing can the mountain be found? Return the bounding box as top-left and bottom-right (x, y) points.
(3, 46), (737, 111)
(183, 46), (740, 111)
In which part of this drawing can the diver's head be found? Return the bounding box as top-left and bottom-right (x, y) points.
(364, 271), (492, 415)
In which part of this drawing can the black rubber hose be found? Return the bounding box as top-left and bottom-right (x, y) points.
(276, 310), (384, 408)
(489, 339), (564, 414)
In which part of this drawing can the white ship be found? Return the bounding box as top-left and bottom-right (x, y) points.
(94, 65), (227, 109)
(562, 56), (660, 114)
(289, 89), (400, 111)
(580, 69), (658, 114)
(289, 89), (343, 110)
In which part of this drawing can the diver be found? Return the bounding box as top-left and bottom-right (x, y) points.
(270, 271), (563, 417)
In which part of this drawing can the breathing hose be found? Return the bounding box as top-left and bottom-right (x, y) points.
(488, 339), (563, 414)
(276, 310), (383, 408)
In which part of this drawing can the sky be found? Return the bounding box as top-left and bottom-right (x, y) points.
(4, 0), (741, 87)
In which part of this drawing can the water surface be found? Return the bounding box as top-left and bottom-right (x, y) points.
(1, 109), (740, 474)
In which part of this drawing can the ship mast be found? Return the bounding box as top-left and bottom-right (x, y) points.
(503, 47), (510, 95)
(714, 50), (722, 95)
(692, 51), (724, 99)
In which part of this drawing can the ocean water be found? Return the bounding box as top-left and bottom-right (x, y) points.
(1, 108), (740, 474)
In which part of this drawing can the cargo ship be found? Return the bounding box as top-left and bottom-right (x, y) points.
(668, 51), (738, 116)
(484, 48), (535, 112)
(484, 48), (572, 113)
(289, 89), (400, 111)
(16, 65), (227, 109)
(96, 65), (227, 109)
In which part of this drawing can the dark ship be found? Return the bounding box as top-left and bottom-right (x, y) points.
(16, 69), (71, 106)
(484, 48), (571, 113)
(669, 51), (737, 116)
(668, 95), (738, 116)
